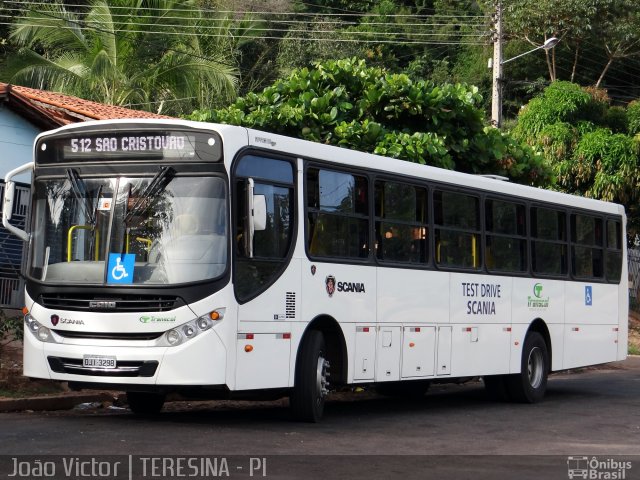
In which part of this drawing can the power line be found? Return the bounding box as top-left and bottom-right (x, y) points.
(0, 21), (486, 45)
(5, 1), (491, 19)
(1, 7), (489, 31)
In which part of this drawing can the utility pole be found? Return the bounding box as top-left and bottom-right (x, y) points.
(491, 0), (503, 128)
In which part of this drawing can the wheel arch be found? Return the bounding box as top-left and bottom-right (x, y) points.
(296, 315), (348, 385)
(527, 318), (552, 371)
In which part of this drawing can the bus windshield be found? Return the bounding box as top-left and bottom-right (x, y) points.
(28, 173), (228, 285)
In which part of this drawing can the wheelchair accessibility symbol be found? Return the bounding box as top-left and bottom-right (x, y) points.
(107, 253), (135, 284)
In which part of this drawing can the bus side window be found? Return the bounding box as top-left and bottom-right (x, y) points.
(233, 155), (295, 302)
(571, 214), (604, 279)
(374, 180), (428, 264)
(485, 199), (527, 273)
(434, 190), (480, 270)
(307, 168), (369, 259)
(531, 207), (567, 276)
(606, 219), (622, 282)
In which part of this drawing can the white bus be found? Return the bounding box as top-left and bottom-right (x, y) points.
(2, 119), (628, 421)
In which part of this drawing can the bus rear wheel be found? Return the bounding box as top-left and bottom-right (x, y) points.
(506, 331), (549, 403)
(290, 330), (329, 423)
(126, 391), (166, 415)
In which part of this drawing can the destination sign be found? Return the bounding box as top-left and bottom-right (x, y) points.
(66, 134), (195, 156)
(36, 128), (223, 164)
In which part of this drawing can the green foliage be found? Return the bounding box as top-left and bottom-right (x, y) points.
(192, 58), (549, 185)
(627, 101), (640, 136)
(0, 310), (23, 345)
(3, 0), (252, 116)
(514, 82), (600, 139)
(605, 106), (628, 133)
(515, 82), (640, 239)
(570, 129), (640, 202)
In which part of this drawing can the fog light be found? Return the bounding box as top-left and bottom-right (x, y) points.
(183, 325), (196, 338)
(166, 329), (181, 345)
(37, 326), (51, 341)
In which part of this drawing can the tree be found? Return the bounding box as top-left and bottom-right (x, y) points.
(191, 58), (550, 185)
(513, 81), (640, 238)
(3, 0), (255, 116)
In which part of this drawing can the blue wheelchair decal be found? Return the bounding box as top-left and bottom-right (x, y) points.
(107, 253), (135, 284)
(585, 286), (593, 306)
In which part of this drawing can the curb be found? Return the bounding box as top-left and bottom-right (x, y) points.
(0, 392), (116, 412)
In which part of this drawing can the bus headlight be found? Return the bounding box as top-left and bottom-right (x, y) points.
(159, 310), (223, 347)
(165, 329), (182, 346)
(24, 314), (57, 343)
(183, 324), (196, 338)
(37, 326), (51, 342)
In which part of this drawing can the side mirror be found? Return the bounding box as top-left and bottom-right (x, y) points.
(2, 161), (33, 242)
(246, 179), (267, 258)
(253, 194), (267, 232)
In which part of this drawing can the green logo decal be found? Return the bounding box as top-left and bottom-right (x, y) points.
(528, 283), (549, 309)
(139, 315), (176, 323)
(533, 283), (544, 298)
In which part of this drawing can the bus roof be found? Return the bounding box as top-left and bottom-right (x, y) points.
(37, 118), (625, 217)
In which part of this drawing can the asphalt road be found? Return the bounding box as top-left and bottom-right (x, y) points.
(1, 357), (639, 479)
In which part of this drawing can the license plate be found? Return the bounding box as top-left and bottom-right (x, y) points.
(83, 355), (117, 369)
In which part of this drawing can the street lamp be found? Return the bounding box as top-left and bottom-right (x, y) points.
(491, 36), (560, 127)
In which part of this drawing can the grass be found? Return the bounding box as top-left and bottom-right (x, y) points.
(629, 344), (640, 356)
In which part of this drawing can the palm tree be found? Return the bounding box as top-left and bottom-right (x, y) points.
(4, 0), (257, 115)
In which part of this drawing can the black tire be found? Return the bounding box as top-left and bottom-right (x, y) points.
(290, 330), (329, 423)
(506, 331), (549, 403)
(483, 375), (511, 402)
(375, 380), (431, 399)
(126, 391), (166, 415)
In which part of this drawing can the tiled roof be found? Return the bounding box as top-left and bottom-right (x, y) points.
(0, 83), (172, 127)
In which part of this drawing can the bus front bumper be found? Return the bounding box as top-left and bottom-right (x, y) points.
(24, 328), (228, 387)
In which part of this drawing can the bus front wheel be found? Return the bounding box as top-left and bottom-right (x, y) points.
(126, 391), (166, 415)
(506, 331), (549, 403)
(290, 330), (329, 423)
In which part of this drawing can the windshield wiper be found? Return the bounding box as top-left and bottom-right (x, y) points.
(123, 166), (176, 226)
(121, 166), (176, 255)
(66, 168), (93, 223)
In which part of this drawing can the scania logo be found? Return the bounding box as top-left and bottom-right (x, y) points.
(90, 301), (116, 309)
(50, 314), (59, 326)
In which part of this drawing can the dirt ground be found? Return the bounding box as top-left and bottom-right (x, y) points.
(1, 317), (640, 399)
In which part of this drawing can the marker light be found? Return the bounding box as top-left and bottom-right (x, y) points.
(244, 345), (253, 353)
(22, 306), (29, 315)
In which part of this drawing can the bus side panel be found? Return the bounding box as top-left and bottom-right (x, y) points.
(376, 269), (449, 325)
(511, 278), (565, 372)
(448, 273), (511, 377)
(300, 261), (376, 384)
(563, 282), (619, 369)
(235, 260), (302, 390)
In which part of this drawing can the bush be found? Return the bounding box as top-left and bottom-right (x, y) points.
(627, 100), (640, 135)
(605, 106), (628, 133)
(572, 129), (640, 202)
(192, 58), (550, 186)
(0, 310), (23, 345)
(514, 81), (602, 140)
